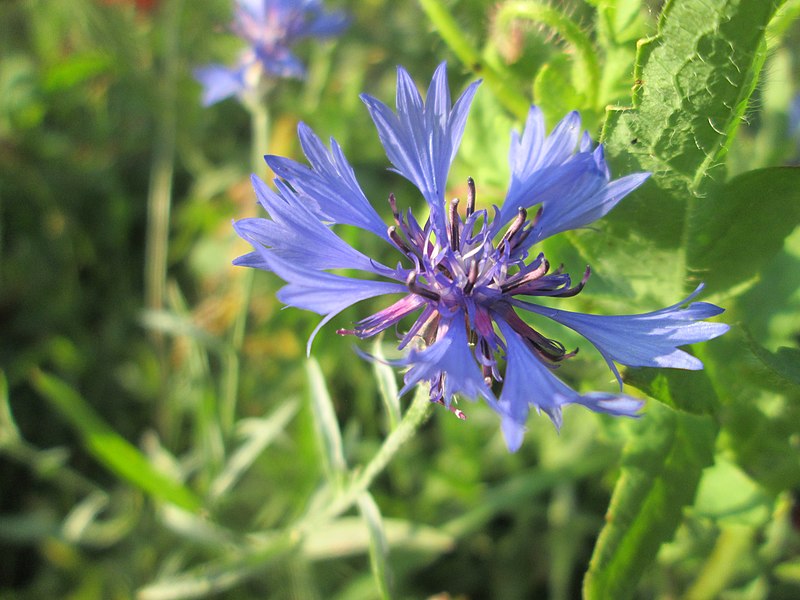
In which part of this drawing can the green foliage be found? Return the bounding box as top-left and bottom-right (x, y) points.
(30, 370), (202, 511)
(584, 404), (718, 600)
(688, 167), (800, 295)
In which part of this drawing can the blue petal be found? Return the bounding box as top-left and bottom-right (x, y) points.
(514, 285), (730, 386)
(254, 47), (306, 78)
(360, 63), (480, 243)
(496, 320), (643, 451)
(500, 106), (649, 239)
(534, 168), (650, 241)
(242, 250), (405, 354)
(194, 64), (246, 106)
(305, 11), (349, 37)
(235, 175), (395, 275)
(266, 124), (388, 238)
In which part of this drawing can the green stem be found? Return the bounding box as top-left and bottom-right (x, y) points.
(249, 99), (271, 178)
(301, 386), (433, 530)
(219, 100), (271, 436)
(685, 524), (755, 600)
(144, 0), (184, 336)
(495, 1), (601, 108)
(418, 0), (530, 120)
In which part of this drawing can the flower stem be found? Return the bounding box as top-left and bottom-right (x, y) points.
(144, 0), (184, 339)
(220, 100), (271, 436)
(301, 385), (433, 530)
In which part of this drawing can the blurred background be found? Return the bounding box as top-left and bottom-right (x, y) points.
(2, 0), (800, 598)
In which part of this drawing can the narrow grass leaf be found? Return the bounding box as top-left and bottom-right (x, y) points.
(305, 358), (348, 484)
(138, 533), (296, 600)
(138, 516), (452, 599)
(303, 517), (454, 559)
(140, 309), (228, 355)
(30, 370), (202, 512)
(357, 492), (393, 600)
(0, 370), (20, 444)
(371, 340), (401, 431)
(209, 398), (300, 501)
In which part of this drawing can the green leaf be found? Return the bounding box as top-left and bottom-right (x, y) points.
(453, 74), (514, 197)
(687, 168), (800, 295)
(692, 458), (772, 527)
(532, 55), (585, 128)
(624, 366), (719, 415)
(305, 358), (348, 486)
(495, 1), (601, 109)
(583, 403), (717, 600)
(581, 0), (784, 303)
(357, 492), (393, 600)
(371, 340), (401, 432)
(30, 370), (202, 512)
(0, 370), (19, 445)
(208, 399), (301, 502)
(41, 50), (113, 92)
(744, 329), (800, 390)
(302, 517), (454, 559)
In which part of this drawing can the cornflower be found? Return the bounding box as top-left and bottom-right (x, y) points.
(195, 0), (348, 106)
(234, 64), (729, 451)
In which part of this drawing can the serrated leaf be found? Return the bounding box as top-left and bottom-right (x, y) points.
(687, 167), (800, 295)
(583, 403), (717, 600)
(580, 0), (783, 303)
(30, 370), (202, 512)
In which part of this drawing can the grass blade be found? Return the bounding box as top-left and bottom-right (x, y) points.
(31, 369), (202, 512)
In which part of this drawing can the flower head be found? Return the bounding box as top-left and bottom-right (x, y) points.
(195, 0), (348, 106)
(234, 64), (729, 451)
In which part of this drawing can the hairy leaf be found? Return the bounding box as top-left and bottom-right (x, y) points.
(583, 403), (717, 599)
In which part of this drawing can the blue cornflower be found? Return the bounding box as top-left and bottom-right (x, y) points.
(195, 0), (348, 106)
(234, 64), (729, 451)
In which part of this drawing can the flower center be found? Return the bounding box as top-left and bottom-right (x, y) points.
(339, 177), (592, 413)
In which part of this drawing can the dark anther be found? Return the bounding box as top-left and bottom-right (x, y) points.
(388, 193), (401, 224)
(466, 177), (476, 217)
(406, 272), (440, 302)
(530, 205), (543, 227)
(463, 260), (479, 295)
(449, 198), (460, 251)
(500, 259), (550, 294)
(549, 266), (591, 298)
(498, 207), (528, 253)
(388, 226), (414, 257)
